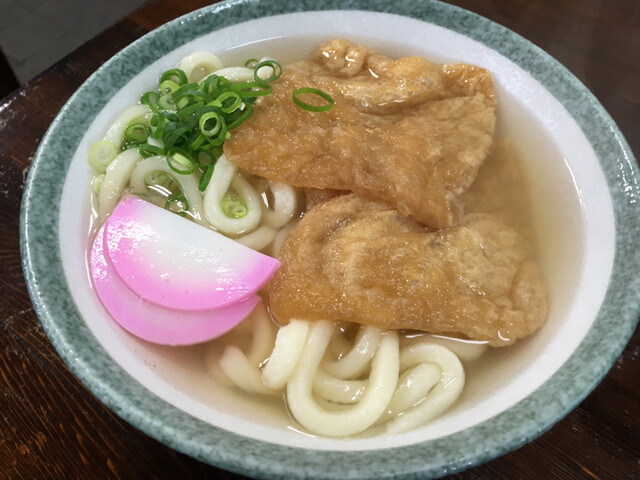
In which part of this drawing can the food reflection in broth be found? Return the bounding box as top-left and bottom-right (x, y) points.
(86, 39), (580, 439)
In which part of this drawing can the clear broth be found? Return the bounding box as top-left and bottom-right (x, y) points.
(87, 37), (585, 438)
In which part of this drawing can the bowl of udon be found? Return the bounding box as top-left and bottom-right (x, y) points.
(20, 0), (640, 478)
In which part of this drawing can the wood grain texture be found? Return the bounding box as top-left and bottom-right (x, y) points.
(1, 1), (638, 479)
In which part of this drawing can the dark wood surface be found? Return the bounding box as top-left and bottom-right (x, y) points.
(1, 0), (638, 478)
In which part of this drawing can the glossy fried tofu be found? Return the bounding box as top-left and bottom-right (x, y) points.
(269, 194), (547, 347)
(224, 39), (496, 229)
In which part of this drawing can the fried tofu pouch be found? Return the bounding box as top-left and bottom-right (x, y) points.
(224, 39), (496, 229)
(269, 194), (547, 347)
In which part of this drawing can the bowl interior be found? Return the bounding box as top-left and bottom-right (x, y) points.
(22, 1), (640, 478)
(57, 10), (613, 451)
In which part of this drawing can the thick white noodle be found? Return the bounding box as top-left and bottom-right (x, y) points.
(321, 326), (381, 379)
(203, 154), (262, 235)
(286, 322), (399, 437)
(98, 149), (141, 220)
(104, 105), (151, 148)
(129, 155), (206, 225)
(255, 58), (278, 81)
(262, 320), (310, 390)
(327, 326), (352, 358)
(219, 346), (278, 395)
(210, 66), (254, 83)
(245, 302), (278, 366)
(385, 343), (465, 434)
(204, 302), (268, 388)
(177, 52), (224, 82)
(312, 370), (366, 404)
(262, 181), (298, 229)
(235, 225), (277, 251)
(383, 363), (441, 417)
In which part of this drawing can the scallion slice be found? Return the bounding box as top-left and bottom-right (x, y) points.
(158, 93), (176, 110)
(140, 91), (161, 111)
(292, 87), (335, 112)
(217, 91), (242, 113)
(88, 140), (118, 172)
(254, 59), (282, 82)
(124, 122), (149, 144)
(160, 68), (188, 86)
(226, 104), (254, 130)
(199, 112), (223, 137)
(221, 194), (249, 218)
(165, 193), (189, 216)
(231, 80), (272, 98)
(198, 162), (216, 191)
(139, 143), (164, 157)
(112, 59), (288, 216)
(166, 148), (196, 175)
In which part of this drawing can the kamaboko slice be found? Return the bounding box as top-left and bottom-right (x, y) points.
(103, 194), (279, 311)
(90, 222), (261, 345)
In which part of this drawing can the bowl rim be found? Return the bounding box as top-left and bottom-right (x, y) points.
(20, 0), (640, 478)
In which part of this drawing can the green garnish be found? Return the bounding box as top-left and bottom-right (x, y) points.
(254, 60), (282, 83)
(165, 193), (189, 216)
(89, 58), (299, 204)
(221, 194), (248, 218)
(167, 148), (196, 175)
(124, 122), (149, 144)
(131, 61), (283, 192)
(292, 87), (335, 112)
(88, 140), (118, 172)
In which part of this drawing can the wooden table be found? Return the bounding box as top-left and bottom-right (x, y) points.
(2, 1), (638, 478)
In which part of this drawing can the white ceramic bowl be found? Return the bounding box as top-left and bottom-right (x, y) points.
(21, 1), (640, 478)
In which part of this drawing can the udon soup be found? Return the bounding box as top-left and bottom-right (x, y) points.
(86, 39), (583, 439)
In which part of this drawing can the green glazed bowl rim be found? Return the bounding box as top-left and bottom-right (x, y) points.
(20, 1), (640, 478)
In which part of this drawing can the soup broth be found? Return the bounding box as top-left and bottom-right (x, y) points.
(85, 36), (584, 443)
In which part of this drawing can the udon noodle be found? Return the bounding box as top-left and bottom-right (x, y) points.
(86, 43), (538, 438)
(208, 303), (482, 436)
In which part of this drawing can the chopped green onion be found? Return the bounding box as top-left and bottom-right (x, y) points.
(140, 91), (161, 111)
(113, 59), (287, 214)
(221, 193), (248, 218)
(231, 80), (272, 98)
(158, 93), (176, 110)
(171, 82), (200, 100)
(199, 112), (224, 137)
(188, 133), (207, 151)
(202, 75), (231, 96)
(139, 143), (164, 157)
(124, 122), (149, 144)
(167, 148), (196, 175)
(149, 112), (165, 139)
(88, 140), (118, 172)
(160, 68), (188, 86)
(165, 193), (189, 216)
(160, 79), (180, 95)
(226, 104), (254, 130)
(217, 91), (242, 113)
(163, 125), (191, 150)
(198, 163), (215, 191)
(177, 101), (205, 121)
(292, 87), (335, 112)
(197, 150), (217, 168)
(254, 60), (282, 82)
